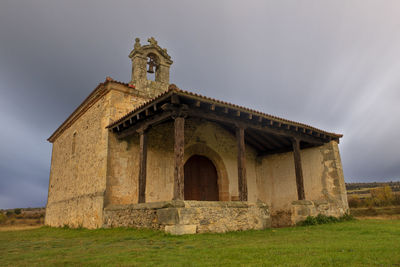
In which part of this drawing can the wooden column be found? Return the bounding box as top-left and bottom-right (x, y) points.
(138, 128), (148, 203)
(236, 126), (248, 201)
(292, 138), (305, 200)
(173, 116), (185, 200)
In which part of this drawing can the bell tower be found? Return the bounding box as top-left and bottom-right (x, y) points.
(129, 37), (173, 98)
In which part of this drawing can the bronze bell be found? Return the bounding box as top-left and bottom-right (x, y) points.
(147, 62), (155, 73)
(147, 56), (156, 73)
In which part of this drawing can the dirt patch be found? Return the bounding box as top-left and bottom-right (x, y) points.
(350, 206), (400, 217)
(355, 214), (400, 220)
(0, 225), (42, 231)
(271, 210), (292, 227)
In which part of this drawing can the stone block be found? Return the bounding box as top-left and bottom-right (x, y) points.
(165, 225), (197, 235)
(297, 207), (310, 216)
(156, 208), (179, 225)
(179, 207), (199, 225)
(292, 200), (313, 205)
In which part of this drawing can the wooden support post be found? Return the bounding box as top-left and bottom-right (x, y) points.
(236, 126), (248, 201)
(173, 116), (185, 200)
(138, 128), (148, 203)
(292, 138), (305, 200)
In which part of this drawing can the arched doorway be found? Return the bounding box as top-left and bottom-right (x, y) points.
(184, 155), (219, 201)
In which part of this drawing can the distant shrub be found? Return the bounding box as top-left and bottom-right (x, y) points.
(348, 195), (361, 208)
(0, 213), (7, 224)
(393, 192), (400, 206)
(298, 213), (354, 226)
(14, 208), (22, 215)
(370, 186), (393, 206)
(6, 210), (13, 216)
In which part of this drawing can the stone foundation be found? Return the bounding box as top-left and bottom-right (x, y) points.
(291, 200), (348, 224)
(270, 200), (349, 227)
(103, 200), (270, 234)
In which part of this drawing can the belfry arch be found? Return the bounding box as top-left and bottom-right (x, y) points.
(146, 52), (159, 81)
(128, 37), (173, 96)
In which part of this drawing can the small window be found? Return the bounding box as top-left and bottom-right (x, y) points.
(72, 132), (77, 155)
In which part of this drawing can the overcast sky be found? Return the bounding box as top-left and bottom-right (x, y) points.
(1, 0), (400, 209)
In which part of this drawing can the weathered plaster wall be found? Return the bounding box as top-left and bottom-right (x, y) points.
(105, 121), (175, 205)
(256, 140), (348, 226)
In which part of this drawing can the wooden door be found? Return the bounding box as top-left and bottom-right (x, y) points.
(184, 155), (219, 201)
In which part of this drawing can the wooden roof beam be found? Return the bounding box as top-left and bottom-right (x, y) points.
(171, 94), (180, 104)
(256, 132), (284, 148)
(268, 133), (292, 146)
(116, 111), (173, 139)
(217, 124), (264, 152)
(245, 130), (276, 150)
(187, 109), (325, 145)
(245, 137), (266, 153)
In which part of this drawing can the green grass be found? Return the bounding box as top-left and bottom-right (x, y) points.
(1, 220), (400, 266)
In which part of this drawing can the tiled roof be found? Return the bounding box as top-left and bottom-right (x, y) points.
(47, 77), (136, 143)
(107, 84), (343, 139)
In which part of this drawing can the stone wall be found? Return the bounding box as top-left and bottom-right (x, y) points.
(46, 92), (109, 228)
(103, 201), (270, 234)
(46, 82), (145, 228)
(291, 199), (346, 224)
(103, 84), (147, 206)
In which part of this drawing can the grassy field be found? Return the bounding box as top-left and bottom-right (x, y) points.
(1, 220), (400, 266)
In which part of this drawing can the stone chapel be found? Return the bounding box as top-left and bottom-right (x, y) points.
(45, 37), (349, 234)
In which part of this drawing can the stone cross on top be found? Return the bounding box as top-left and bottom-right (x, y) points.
(148, 37), (158, 46)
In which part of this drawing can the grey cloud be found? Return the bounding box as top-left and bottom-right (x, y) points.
(1, 0), (400, 208)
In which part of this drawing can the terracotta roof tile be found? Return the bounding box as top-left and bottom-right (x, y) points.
(107, 84), (343, 139)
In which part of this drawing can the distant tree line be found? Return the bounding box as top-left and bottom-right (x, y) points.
(346, 181), (400, 193)
(348, 186), (400, 208)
